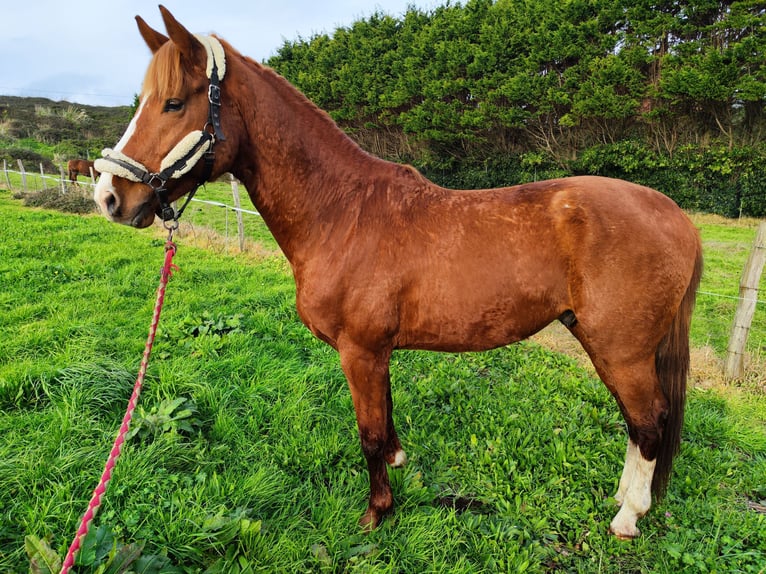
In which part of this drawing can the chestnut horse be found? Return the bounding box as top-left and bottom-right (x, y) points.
(94, 7), (702, 539)
(67, 159), (99, 183)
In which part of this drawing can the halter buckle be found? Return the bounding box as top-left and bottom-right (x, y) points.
(208, 83), (221, 105)
(145, 173), (167, 190)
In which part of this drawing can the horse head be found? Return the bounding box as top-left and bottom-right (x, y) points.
(94, 5), (236, 227)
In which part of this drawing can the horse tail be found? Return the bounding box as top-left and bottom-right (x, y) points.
(652, 239), (703, 498)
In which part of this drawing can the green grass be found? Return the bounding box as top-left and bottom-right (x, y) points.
(0, 192), (764, 572)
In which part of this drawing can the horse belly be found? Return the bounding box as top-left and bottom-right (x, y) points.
(395, 273), (566, 352)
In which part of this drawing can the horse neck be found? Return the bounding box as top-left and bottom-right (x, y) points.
(229, 58), (384, 264)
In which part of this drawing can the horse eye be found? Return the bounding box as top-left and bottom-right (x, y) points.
(163, 99), (184, 113)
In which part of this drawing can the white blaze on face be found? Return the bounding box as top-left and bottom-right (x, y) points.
(94, 97), (148, 216)
(115, 96), (147, 152)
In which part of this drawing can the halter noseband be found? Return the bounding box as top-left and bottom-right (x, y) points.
(95, 35), (227, 223)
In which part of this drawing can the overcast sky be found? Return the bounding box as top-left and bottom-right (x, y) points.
(1, 0), (438, 107)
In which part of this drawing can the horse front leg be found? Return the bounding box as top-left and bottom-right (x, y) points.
(339, 342), (406, 530)
(385, 384), (407, 468)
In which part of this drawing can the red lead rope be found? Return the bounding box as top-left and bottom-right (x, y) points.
(60, 239), (178, 574)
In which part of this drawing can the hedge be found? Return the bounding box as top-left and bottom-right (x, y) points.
(423, 142), (766, 218)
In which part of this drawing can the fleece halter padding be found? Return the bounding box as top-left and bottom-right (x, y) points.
(94, 35), (226, 221)
(98, 130), (214, 184)
(197, 34), (226, 81)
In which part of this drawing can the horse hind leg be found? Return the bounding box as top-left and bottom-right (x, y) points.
(602, 360), (669, 539)
(610, 436), (657, 539)
(567, 321), (670, 539)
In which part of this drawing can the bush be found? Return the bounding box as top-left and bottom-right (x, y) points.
(0, 146), (57, 172)
(422, 153), (568, 190)
(20, 187), (97, 214)
(571, 142), (766, 217)
(741, 168), (766, 218)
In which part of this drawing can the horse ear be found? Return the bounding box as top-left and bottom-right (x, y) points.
(158, 5), (206, 70)
(135, 15), (168, 53)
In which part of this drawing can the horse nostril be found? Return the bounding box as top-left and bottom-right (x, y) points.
(105, 192), (117, 216)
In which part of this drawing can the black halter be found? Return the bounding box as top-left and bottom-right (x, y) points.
(103, 131), (215, 222)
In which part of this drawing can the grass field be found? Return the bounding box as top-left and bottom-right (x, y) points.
(0, 189), (764, 573)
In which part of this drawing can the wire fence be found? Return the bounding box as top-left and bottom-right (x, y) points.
(1, 160), (262, 251)
(698, 290), (766, 306)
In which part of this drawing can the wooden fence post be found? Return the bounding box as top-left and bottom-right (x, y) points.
(3, 160), (11, 190)
(60, 165), (67, 194)
(17, 160), (27, 191)
(40, 163), (47, 190)
(724, 221), (766, 379)
(230, 174), (246, 252)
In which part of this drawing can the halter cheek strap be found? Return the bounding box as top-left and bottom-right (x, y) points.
(94, 35), (226, 222)
(199, 34), (226, 142)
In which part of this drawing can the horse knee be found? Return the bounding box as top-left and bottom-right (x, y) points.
(361, 429), (406, 465)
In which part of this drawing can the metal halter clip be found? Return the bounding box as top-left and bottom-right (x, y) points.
(145, 173), (167, 190)
(159, 204), (176, 223)
(208, 83), (221, 105)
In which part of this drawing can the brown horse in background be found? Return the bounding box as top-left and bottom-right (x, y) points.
(67, 159), (99, 183)
(94, 7), (703, 539)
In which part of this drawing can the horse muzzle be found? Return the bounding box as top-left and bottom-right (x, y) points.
(94, 174), (157, 228)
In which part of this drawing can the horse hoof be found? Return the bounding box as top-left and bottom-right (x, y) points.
(359, 510), (380, 532)
(609, 524), (641, 540)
